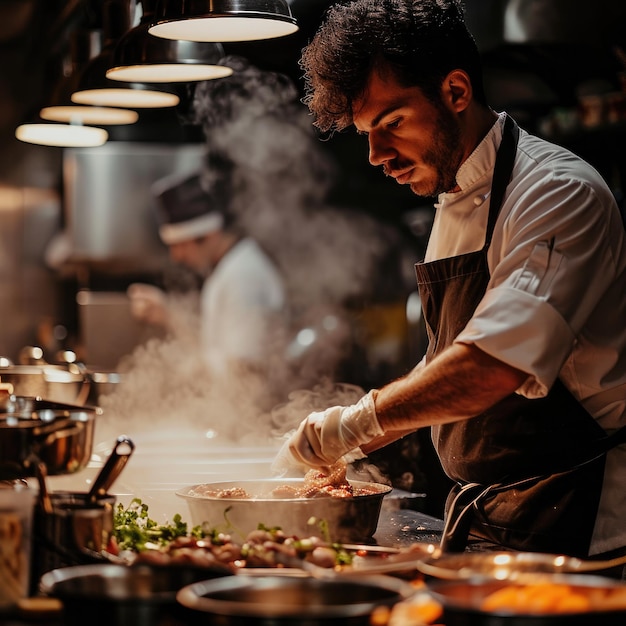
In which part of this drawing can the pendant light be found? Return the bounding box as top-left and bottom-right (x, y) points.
(148, 0), (299, 43)
(106, 0), (233, 83)
(72, 38), (183, 108)
(15, 124), (108, 148)
(13, 9), (123, 148)
(71, 0), (181, 109)
(40, 105), (139, 125)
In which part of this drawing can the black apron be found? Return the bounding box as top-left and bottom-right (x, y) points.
(415, 115), (626, 557)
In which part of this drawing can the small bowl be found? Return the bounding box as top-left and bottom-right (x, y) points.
(177, 574), (415, 625)
(176, 478), (392, 543)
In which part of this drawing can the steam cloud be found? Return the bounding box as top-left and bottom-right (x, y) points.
(97, 57), (412, 471)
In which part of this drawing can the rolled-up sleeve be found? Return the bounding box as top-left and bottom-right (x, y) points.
(458, 285), (574, 397)
(455, 162), (621, 399)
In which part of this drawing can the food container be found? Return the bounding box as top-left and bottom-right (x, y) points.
(31, 436), (134, 588)
(0, 364), (90, 405)
(176, 478), (392, 543)
(426, 575), (626, 626)
(40, 562), (233, 626)
(177, 574), (416, 625)
(30, 491), (117, 591)
(0, 483), (35, 608)
(0, 397), (100, 479)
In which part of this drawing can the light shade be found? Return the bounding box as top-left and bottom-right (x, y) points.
(106, 22), (233, 83)
(40, 105), (139, 125)
(148, 0), (299, 42)
(72, 39), (183, 108)
(71, 87), (180, 108)
(15, 124), (108, 148)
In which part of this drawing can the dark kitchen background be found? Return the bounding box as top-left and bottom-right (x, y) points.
(0, 0), (626, 516)
(1, 0), (625, 518)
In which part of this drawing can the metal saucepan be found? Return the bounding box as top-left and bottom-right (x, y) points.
(416, 549), (626, 580)
(0, 397), (100, 479)
(0, 360), (90, 406)
(176, 478), (392, 543)
(31, 437), (134, 586)
(31, 491), (117, 590)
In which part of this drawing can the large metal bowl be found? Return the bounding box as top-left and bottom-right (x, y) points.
(426, 575), (626, 626)
(176, 478), (392, 543)
(177, 574), (415, 625)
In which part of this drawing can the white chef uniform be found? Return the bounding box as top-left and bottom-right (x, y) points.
(426, 112), (626, 555)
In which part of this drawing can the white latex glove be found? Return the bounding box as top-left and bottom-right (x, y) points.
(127, 283), (170, 328)
(271, 390), (384, 474)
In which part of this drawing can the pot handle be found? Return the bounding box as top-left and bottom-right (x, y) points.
(87, 436), (135, 502)
(75, 376), (92, 406)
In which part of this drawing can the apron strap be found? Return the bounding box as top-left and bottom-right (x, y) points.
(484, 115), (519, 249)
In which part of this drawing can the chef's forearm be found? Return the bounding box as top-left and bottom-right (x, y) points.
(372, 343), (528, 432)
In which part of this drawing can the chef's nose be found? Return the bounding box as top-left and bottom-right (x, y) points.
(169, 243), (185, 263)
(368, 133), (394, 167)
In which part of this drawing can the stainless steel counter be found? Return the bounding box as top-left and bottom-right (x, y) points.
(375, 505), (444, 548)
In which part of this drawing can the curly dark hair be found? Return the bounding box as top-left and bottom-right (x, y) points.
(300, 0), (487, 133)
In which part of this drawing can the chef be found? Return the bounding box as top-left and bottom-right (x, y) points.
(274, 0), (626, 565)
(128, 161), (287, 393)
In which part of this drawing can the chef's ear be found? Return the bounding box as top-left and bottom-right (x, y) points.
(442, 69), (472, 113)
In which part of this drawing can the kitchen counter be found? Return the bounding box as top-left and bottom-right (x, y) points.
(375, 504), (444, 548)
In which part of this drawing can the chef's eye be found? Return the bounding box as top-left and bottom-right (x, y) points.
(386, 118), (401, 129)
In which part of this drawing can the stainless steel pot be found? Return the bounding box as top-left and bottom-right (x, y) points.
(40, 562), (233, 626)
(31, 491), (117, 591)
(177, 574), (415, 625)
(31, 437), (135, 587)
(0, 397), (100, 479)
(176, 478), (392, 543)
(0, 363), (90, 405)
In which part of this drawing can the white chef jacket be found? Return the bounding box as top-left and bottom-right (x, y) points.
(201, 238), (286, 374)
(425, 112), (626, 555)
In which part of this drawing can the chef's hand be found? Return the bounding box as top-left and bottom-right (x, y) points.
(272, 390), (384, 473)
(127, 283), (170, 328)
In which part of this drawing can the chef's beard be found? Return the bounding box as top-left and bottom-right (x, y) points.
(408, 104), (464, 198)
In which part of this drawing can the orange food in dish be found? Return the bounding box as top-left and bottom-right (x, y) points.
(480, 582), (626, 614)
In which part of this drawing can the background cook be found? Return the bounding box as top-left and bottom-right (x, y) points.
(128, 154), (288, 410)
